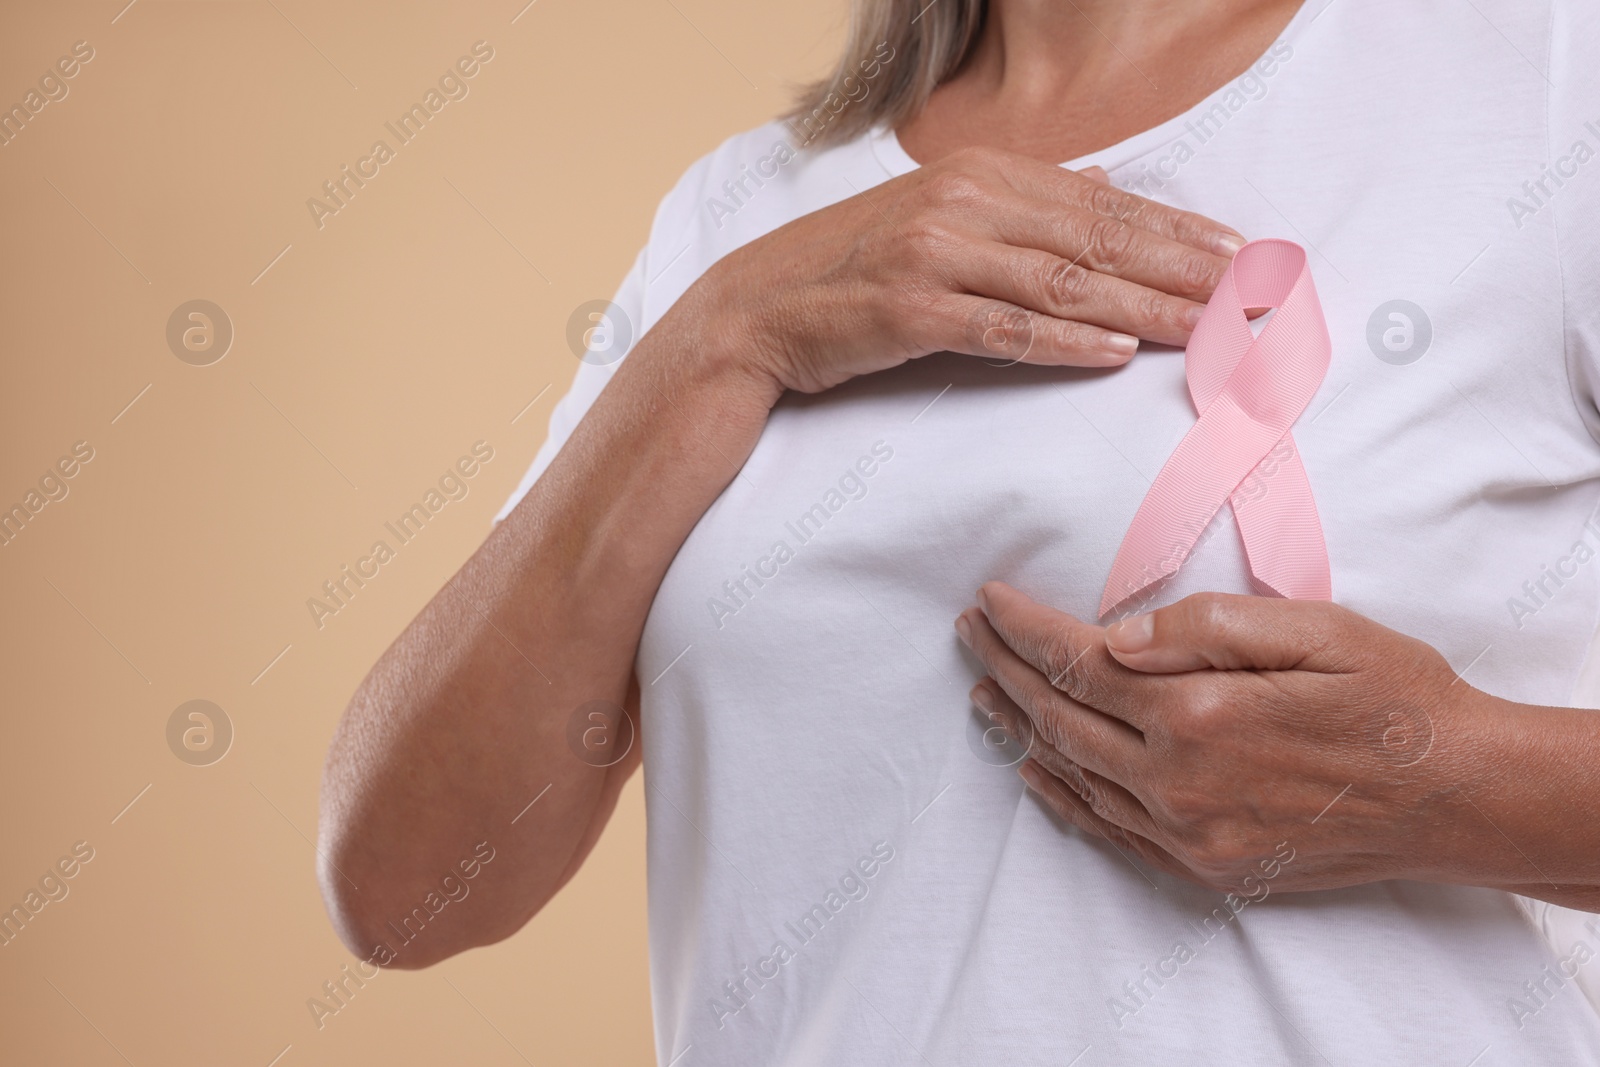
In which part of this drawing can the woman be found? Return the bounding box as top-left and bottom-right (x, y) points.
(317, 0), (1600, 1061)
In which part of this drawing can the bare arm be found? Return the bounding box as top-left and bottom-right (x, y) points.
(315, 146), (1249, 967)
(316, 286), (779, 967)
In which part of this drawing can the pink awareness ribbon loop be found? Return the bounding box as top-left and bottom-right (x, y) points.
(1099, 238), (1333, 618)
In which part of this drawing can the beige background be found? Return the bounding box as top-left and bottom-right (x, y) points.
(0, 1), (841, 1063)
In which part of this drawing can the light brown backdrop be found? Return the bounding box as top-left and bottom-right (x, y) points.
(0, 1), (842, 1063)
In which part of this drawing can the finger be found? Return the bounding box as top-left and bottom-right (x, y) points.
(1104, 591), (1358, 674)
(959, 611), (1144, 781)
(958, 241), (1206, 347)
(972, 581), (1171, 728)
(978, 194), (1233, 304)
(1018, 760), (1204, 886)
(976, 679), (1162, 839)
(1078, 165), (1110, 185)
(999, 153), (1246, 256)
(942, 295), (1139, 367)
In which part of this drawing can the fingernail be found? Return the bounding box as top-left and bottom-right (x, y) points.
(970, 683), (992, 711)
(1018, 761), (1041, 790)
(1214, 232), (1245, 256)
(975, 586), (990, 614)
(1106, 613), (1154, 653)
(1103, 333), (1138, 360)
(955, 613), (972, 646)
(1184, 305), (1206, 329)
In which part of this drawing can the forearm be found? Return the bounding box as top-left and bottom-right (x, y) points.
(1434, 693), (1600, 910)
(317, 293), (779, 966)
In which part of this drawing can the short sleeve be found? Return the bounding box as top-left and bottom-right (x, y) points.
(1552, 0), (1600, 437)
(492, 245), (648, 523)
(488, 115), (807, 524)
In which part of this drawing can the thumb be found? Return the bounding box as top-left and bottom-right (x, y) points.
(1103, 593), (1345, 674)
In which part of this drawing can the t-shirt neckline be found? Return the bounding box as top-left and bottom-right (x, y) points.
(867, 0), (1323, 179)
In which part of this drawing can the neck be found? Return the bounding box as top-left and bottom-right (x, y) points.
(898, 0), (1305, 165)
(971, 0), (1294, 101)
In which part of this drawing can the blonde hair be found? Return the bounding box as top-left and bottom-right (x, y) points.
(784, 0), (987, 150)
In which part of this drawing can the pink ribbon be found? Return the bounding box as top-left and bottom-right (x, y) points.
(1099, 238), (1332, 618)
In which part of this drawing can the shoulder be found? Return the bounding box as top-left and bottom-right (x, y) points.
(1551, 0), (1600, 88)
(637, 117), (890, 312)
(644, 119), (797, 246)
(1548, 0), (1600, 266)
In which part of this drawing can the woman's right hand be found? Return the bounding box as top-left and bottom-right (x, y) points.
(698, 144), (1246, 395)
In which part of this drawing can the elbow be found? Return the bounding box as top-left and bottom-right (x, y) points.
(316, 835), (398, 965)
(315, 715), (535, 969)
(315, 720), (466, 969)
(316, 840), (459, 970)
(315, 825), (502, 971)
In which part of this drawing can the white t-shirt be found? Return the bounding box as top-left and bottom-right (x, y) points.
(498, 1), (1600, 1062)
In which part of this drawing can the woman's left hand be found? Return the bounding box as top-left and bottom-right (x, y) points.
(954, 583), (1556, 898)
